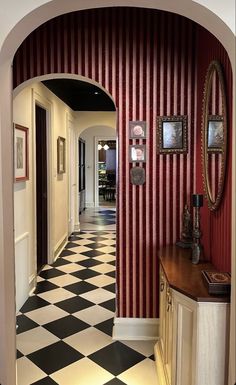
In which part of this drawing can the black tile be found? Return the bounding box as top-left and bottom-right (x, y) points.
(43, 315), (89, 339)
(78, 258), (103, 267)
(80, 250), (104, 259)
(103, 283), (116, 293)
(108, 252), (116, 256)
(95, 318), (114, 336)
(59, 249), (76, 257)
(39, 269), (65, 280)
(52, 258), (71, 267)
(16, 314), (39, 334)
(88, 220), (114, 226)
(64, 281), (97, 295)
(65, 241), (79, 249)
(88, 341), (145, 376)
(56, 296), (93, 313)
(17, 349), (24, 359)
(99, 299), (116, 312)
(149, 354), (155, 361)
(108, 260), (116, 266)
(83, 242), (106, 249)
(68, 235), (81, 241)
(89, 236), (108, 242)
(28, 341), (83, 375)
(106, 270), (116, 278)
(32, 377), (58, 385)
(104, 379), (126, 385)
(97, 210), (116, 215)
(20, 296), (50, 313)
(34, 281), (59, 295)
(71, 269), (100, 280)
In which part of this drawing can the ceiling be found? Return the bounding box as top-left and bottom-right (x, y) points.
(42, 79), (116, 111)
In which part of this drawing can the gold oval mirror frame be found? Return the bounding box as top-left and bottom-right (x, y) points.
(201, 60), (227, 211)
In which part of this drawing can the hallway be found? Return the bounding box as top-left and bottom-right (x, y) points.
(16, 229), (157, 385)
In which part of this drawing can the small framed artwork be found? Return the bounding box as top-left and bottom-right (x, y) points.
(129, 121), (146, 139)
(157, 115), (188, 154)
(57, 136), (66, 174)
(129, 145), (146, 162)
(14, 124), (29, 182)
(207, 115), (224, 153)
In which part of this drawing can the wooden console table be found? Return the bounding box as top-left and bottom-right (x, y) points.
(154, 245), (230, 385)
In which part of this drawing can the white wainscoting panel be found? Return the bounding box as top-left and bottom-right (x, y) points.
(15, 232), (29, 313)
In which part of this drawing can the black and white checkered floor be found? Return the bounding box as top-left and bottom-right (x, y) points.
(16, 230), (158, 385)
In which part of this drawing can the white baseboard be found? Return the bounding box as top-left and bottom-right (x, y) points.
(112, 317), (159, 340)
(29, 274), (37, 296)
(74, 222), (80, 231)
(53, 233), (68, 261)
(85, 202), (95, 207)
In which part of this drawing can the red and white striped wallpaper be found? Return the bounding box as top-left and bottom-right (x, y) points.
(13, 8), (232, 318)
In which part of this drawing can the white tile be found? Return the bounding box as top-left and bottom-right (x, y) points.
(49, 274), (81, 287)
(118, 358), (158, 385)
(98, 246), (116, 254)
(76, 233), (97, 239)
(104, 233), (116, 239)
(121, 340), (156, 357)
(94, 254), (116, 263)
(56, 263), (84, 273)
(37, 288), (76, 303)
(86, 274), (115, 287)
(42, 264), (53, 271)
(51, 357), (113, 385)
(99, 239), (116, 246)
(64, 327), (112, 355)
(73, 305), (114, 325)
(17, 357), (46, 385)
(68, 245), (92, 253)
(17, 326), (59, 355)
(74, 239), (96, 246)
(37, 276), (45, 283)
(63, 254), (89, 263)
(80, 288), (115, 304)
(26, 305), (68, 325)
(91, 263), (116, 274)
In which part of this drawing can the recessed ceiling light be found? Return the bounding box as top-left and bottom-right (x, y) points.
(94, 91), (99, 95)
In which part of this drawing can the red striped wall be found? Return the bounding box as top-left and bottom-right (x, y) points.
(13, 8), (232, 318)
(195, 26), (232, 272)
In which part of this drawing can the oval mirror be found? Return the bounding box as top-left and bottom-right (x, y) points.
(202, 60), (227, 210)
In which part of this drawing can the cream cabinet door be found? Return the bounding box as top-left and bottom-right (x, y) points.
(172, 290), (197, 385)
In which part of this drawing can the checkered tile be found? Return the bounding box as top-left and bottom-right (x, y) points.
(17, 229), (157, 385)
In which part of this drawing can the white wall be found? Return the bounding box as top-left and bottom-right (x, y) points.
(77, 111), (116, 207)
(13, 82), (77, 311)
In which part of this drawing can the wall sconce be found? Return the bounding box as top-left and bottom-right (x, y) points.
(98, 142), (110, 151)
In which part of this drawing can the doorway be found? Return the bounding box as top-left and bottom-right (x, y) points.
(35, 104), (48, 272)
(97, 139), (116, 207)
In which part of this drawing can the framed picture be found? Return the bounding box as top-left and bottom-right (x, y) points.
(157, 115), (188, 154)
(207, 115), (224, 153)
(129, 121), (146, 139)
(57, 136), (66, 174)
(14, 124), (29, 182)
(129, 144), (146, 162)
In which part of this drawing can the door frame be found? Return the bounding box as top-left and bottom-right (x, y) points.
(33, 91), (53, 266)
(67, 113), (78, 235)
(94, 135), (116, 207)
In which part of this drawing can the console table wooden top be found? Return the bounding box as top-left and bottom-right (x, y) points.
(159, 245), (230, 303)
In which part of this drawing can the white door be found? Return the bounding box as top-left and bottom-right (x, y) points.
(68, 123), (76, 234)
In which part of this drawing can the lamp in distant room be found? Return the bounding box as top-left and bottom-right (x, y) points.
(191, 194), (204, 264)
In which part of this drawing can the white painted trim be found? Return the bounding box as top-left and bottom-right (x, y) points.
(94, 135), (116, 207)
(112, 317), (159, 340)
(15, 232), (29, 245)
(29, 274), (36, 295)
(32, 90), (54, 264)
(154, 341), (168, 385)
(74, 222), (80, 231)
(53, 232), (68, 261)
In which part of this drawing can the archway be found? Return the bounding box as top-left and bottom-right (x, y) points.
(0, 4), (235, 385)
